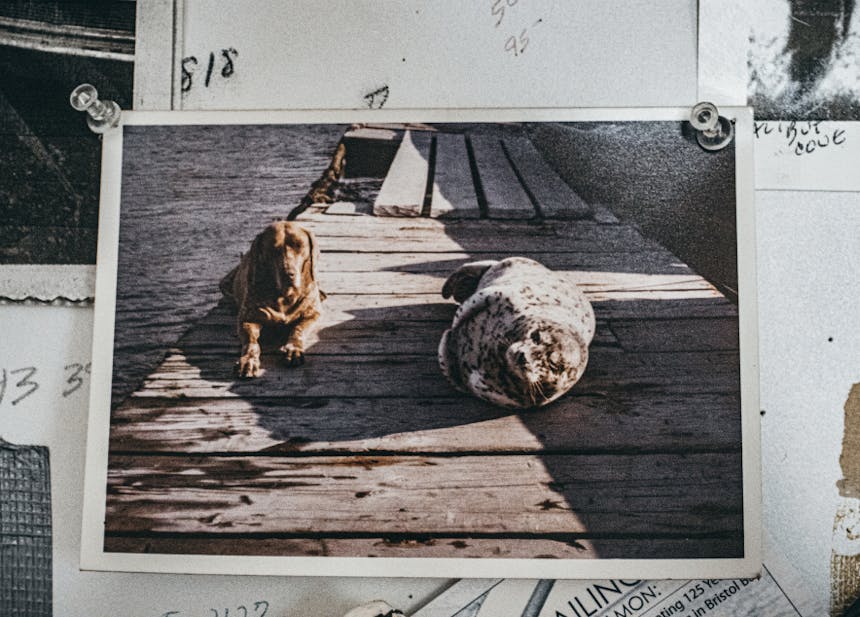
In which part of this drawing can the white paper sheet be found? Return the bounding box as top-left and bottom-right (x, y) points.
(756, 191), (860, 614)
(415, 573), (805, 617)
(697, 0), (748, 105)
(134, 0), (698, 111)
(699, 0), (860, 191)
(754, 121), (860, 191)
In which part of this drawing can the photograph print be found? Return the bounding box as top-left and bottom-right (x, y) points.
(84, 109), (758, 578)
(749, 0), (860, 119)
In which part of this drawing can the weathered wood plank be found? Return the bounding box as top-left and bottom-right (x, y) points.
(316, 250), (691, 274)
(105, 453), (742, 535)
(102, 535), (595, 559)
(179, 314), (740, 357)
(312, 270), (721, 297)
(468, 134), (535, 219)
(134, 350), (741, 399)
(343, 127), (401, 143)
(103, 534), (743, 560)
(323, 201), (372, 216)
(305, 226), (658, 254)
(198, 295), (736, 325)
(173, 319), (619, 354)
(592, 204), (621, 224)
(430, 133), (481, 219)
(109, 392), (741, 454)
(611, 317), (739, 352)
(502, 135), (591, 219)
(373, 130), (431, 217)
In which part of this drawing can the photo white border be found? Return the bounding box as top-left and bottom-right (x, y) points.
(81, 107), (761, 579)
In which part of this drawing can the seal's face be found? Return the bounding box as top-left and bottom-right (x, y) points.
(504, 324), (586, 408)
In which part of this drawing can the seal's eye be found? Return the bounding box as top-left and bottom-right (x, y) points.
(530, 330), (541, 344)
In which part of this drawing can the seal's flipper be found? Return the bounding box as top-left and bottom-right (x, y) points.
(441, 260), (498, 303)
(437, 328), (467, 393)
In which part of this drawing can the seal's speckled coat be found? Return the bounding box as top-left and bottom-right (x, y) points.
(438, 257), (595, 409)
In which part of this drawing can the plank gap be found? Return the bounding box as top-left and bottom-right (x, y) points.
(464, 133), (489, 218)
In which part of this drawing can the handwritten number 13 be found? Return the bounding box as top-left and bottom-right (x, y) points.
(0, 367), (38, 406)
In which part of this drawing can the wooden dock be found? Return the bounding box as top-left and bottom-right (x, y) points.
(105, 127), (743, 560)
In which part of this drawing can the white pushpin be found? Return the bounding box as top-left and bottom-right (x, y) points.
(689, 101), (734, 152)
(69, 83), (121, 134)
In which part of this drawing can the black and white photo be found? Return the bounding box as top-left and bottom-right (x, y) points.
(749, 0), (860, 120)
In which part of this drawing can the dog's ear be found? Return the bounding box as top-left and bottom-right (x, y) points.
(302, 226), (319, 282)
(442, 260), (497, 303)
(249, 225), (276, 293)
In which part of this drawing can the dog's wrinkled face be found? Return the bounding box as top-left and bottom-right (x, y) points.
(255, 222), (316, 302)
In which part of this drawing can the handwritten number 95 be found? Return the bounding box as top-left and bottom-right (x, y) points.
(505, 28), (530, 56)
(182, 48), (238, 94)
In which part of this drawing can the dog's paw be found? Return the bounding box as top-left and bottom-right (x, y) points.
(235, 354), (261, 378)
(280, 343), (305, 367)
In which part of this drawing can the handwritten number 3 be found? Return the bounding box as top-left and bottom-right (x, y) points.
(63, 363), (90, 397)
(10, 367), (38, 405)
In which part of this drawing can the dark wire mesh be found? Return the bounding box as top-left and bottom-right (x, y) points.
(0, 440), (52, 617)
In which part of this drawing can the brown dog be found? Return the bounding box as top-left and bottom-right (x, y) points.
(219, 221), (324, 378)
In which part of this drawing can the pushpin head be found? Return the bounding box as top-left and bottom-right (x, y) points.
(690, 102), (719, 132)
(70, 83), (121, 134)
(70, 83), (99, 111)
(696, 116), (735, 152)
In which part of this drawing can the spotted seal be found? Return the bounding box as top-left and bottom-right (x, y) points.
(438, 257), (595, 408)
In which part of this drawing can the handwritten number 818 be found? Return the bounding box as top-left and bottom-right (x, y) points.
(182, 48), (238, 94)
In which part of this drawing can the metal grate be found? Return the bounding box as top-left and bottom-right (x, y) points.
(0, 439), (52, 617)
